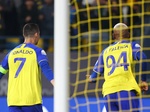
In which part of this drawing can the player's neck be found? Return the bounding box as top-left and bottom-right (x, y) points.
(24, 38), (35, 45)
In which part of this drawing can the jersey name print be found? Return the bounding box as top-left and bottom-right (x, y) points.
(108, 44), (128, 52)
(12, 49), (33, 55)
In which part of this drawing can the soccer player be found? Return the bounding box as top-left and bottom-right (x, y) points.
(0, 23), (54, 112)
(88, 23), (148, 112)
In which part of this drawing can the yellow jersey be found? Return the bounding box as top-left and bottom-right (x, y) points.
(93, 41), (141, 96)
(1, 43), (49, 106)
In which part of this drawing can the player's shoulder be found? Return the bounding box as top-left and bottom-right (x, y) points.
(26, 44), (47, 56)
(131, 41), (141, 49)
(101, 46), (109, 55)
(23, 43), (42, 52)
(104, 42), (116, 51)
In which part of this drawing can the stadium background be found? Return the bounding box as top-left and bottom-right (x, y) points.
(0, 0), (150, 112)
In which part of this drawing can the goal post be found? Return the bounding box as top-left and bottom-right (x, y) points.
(54, 0), (69, 112)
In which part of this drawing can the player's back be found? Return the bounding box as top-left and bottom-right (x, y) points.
(102, 41), (141, 96)
(7, 43), (42, 106)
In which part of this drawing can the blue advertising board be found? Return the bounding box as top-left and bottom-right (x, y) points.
(0, 97), (150, 112)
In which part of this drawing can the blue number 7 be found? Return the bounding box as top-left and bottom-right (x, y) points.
(14, 58), (26, 78)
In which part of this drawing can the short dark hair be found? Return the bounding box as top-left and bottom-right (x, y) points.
(23, 23), (40, 37)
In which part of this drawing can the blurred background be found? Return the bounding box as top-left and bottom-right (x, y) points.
(0, 0), (54, 52)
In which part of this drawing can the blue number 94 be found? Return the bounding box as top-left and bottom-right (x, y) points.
(106, 51), (129, 75)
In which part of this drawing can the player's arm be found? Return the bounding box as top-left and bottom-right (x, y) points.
(0, 66), (8, 79)
(37, 49), (54, 86)
(0, 54), (9, 79)
(136, 51), (148, 91)
(87, 71), (100, 83)
(88, 51), (104, 83)
(132, 43), (148, 91)
(39, 61), (54, 86)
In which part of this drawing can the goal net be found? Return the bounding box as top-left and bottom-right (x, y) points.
(69, 0), (150, 112)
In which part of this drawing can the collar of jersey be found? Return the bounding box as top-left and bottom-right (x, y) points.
(114, 40), (130, 45)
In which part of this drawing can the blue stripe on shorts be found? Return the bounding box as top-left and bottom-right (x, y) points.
(9, 104), (43, 112)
